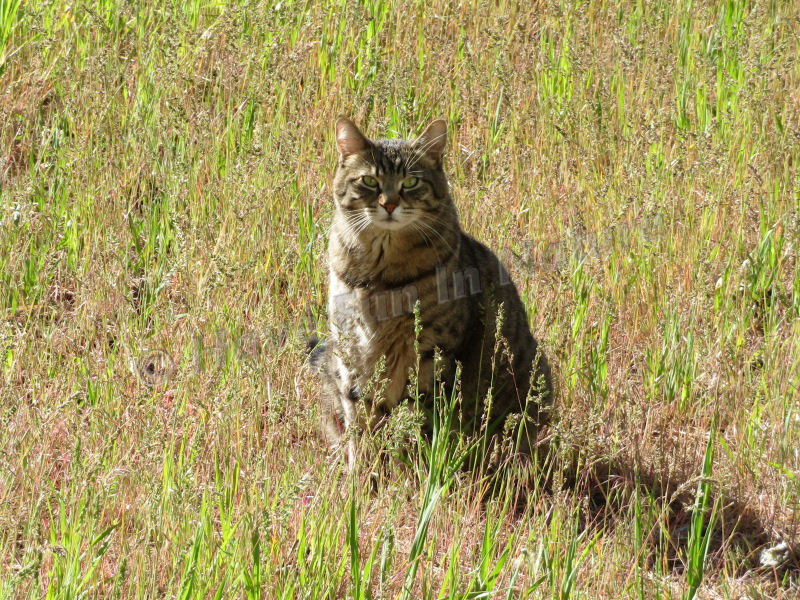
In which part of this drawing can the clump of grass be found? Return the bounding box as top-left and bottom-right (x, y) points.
(683, 420), (719, 600)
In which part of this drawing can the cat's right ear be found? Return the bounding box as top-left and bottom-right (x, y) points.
(414, 119), (447, 164)
(335, 117), (370, 159)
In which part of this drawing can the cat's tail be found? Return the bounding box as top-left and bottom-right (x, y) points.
(306, 336), (327, 374)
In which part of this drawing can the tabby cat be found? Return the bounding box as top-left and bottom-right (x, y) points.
(310, 117), (551, 465)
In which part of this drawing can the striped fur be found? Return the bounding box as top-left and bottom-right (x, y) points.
(312, 118), (552, 465)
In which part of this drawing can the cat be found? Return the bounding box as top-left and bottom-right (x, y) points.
(310, 117), (552, 466)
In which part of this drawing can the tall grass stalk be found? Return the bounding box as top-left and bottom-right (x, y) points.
(683, 421), (719, 600)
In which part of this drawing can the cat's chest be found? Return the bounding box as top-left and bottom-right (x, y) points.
(329, 271), (416, 359)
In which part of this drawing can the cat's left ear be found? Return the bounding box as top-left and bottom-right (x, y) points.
(414, 119), (447, 164)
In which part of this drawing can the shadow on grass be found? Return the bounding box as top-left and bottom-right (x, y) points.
(523, 446), (800, 589)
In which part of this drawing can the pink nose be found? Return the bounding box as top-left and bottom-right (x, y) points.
(382, 203), (397, 214)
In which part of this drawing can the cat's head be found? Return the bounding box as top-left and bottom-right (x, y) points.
(332, 118), (450, 232)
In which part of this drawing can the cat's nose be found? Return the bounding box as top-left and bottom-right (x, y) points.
(379, 195), (399, 214)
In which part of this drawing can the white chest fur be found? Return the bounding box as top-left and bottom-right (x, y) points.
(328, 269), (416, 409)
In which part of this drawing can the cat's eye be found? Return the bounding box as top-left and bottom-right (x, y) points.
(401, 176), (419, 189)
(362, 175), (379, 188)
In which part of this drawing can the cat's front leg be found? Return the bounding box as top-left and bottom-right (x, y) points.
(412, 350), (458, 413)
(310, 341), (361, 469)
(326, 353), (364, 469)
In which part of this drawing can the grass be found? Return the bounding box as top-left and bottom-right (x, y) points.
(1, 0), (799, 597)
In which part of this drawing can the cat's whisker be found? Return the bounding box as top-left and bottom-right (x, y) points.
(410, 222), (434, 249)
(403, 135), (437, 172)
(409, 224), (448, 263)
(406, 132), (447, 171)
(342, 211), (373, 239)
(342, 214), (367, 231)
(402, 131), (439, 172)
(349, 220), (371, 236)
(355, 220), (372, 236)
(413, 217), (454, 253)
(425, 213), (459, 232)
(410, 132), (444, 163)
(410, 222), (447, 265)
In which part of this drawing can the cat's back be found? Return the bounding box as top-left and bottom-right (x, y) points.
(449, 232), (552, 416)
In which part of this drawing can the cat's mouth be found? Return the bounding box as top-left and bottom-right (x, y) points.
(371, 207), (411, 231)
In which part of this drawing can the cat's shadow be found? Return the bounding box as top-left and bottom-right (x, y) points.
(504, 447), (800, 587)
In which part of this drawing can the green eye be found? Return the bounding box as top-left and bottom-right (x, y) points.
(362, 175), (379, 187)
(401, 176), (419, 189)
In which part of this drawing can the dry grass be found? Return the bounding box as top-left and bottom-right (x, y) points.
(1, 0), (799, 598)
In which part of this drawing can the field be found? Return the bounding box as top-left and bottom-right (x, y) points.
(2, 0), (799, 597)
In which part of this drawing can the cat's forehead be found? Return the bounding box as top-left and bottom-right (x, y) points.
(371, 138), (428, 172)
(373, 139), (408, 165)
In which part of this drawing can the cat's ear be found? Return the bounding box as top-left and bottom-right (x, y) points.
(335, 117), (370, 158)
(414, 119), (447, 163)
